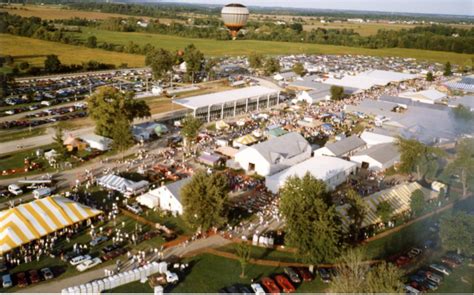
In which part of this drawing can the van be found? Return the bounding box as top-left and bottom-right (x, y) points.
(33, 187), (53, 199)
(2, 274), (12, 288)
(7, 184), (23, 196)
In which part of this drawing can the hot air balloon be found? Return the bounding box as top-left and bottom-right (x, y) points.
(221, 3), (249, 40)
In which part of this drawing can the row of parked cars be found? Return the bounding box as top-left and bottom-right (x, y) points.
(1, 267), (54, 289)
(220, 267), (322, 294)
(405, 252), (464, 294)
(1, 111), (88, 129)
(24, 104), (87, 119)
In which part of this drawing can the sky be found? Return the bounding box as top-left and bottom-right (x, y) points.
(170, 0), (474, 16)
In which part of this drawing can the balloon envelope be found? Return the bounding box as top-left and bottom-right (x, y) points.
(221, 3), (249, 39)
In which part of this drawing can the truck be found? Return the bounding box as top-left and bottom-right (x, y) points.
(33, 187), (53, 199)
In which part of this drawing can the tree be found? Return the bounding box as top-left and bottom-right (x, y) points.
(183, 44), (204, 83)
(439, 212), (474, 256)
(446, 139), (474, 197)
(410, 189), (425, 217)
(443, 61), (452, 76)
(248, 52), (264, 70)
(263, 57), (281, 76)
(397, 137), (444, 180)
(145, 48), (174, 80)
(345, 190), (367, 242)
(87, 87), (150, 138)
(426, 71), (434, 81)
(181, 171), (229, 232)
(279, 173), (342, 264)
(44, 54), (61, 73)
(52, 126), (68, 165)
(19, 61), (29, 70)
(292, 62), (305, 77)
(180, 114), (202, 149)
(110, 114), (134, 159)
(235, 243), (251, 278)
(376, 201), (392, 224)
(204, 58), (218, 81)
(453, 104), (474, 122)
(86, 35), (97, 48)
(330, 85), (344, 101)
(0, 73), (10, 98)
(329, 248), (403, 293)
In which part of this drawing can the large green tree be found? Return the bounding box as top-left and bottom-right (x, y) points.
(181, 171), (229, 232)
(180, 114), (202, 149)
(446, 139), (474, 197)
(330, 85), (344, 101)
(410, 189), (425, 217)
(329, 249), (403, 293)
(87, 86), (150, 138)
(443, 61), (452, 76)
(397, 137), (444, 180)
(183, 44), (204, 83)
(426, 71), (434, 81)
(263, 57), (281, 76)
(44, 54), (61, 73)
(440, 212), (474, 256)
(52, 126), (68, 165)
(145, 48), (174, 80)
(376, 201), (393, 224)
(248, 52), (264, 71)
(279, 173), (342, 264)
(110, 113), (134, 158)
(292, 62), (305, 77)
(345, 189), (367, 242)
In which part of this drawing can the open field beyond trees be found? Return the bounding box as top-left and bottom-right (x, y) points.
(74, 27), (474, 65)
(0, 34), (145, 67)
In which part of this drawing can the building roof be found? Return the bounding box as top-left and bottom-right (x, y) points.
(399, 89), (446, 103)
(352, 142), (400, 164)
(380, 95), (447, 111)
(0, 196), (102, 254)
(324, 70), (417, 91)
(240, 132), (309, 165)
(360, 131), (396, 147)
(266, 155), (356, 184)
(324, 135), (366, 156)
(165, 178), (191, 202)
(173, 86), (279, 110)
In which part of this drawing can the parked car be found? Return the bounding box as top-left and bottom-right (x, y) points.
(69, 254), (92, 266)
(261, 277), (280, 294)
(126, 203), (143, 214)
(275, 275), (295, 293)
(102, 244), (120, 254)
(407, 248), (422, 258)
(0, 262), (7, 273)
(445, 252), (463, 264)
(405, 284), (421, 294)
(16, 272), (28, 287)
(429, 263), (451, 276)
(396, 255), (410, 267)
(251, 283), (266, 295)
(236, 284), (253, 294)
(165, 271), (179, 284)
(28, 270), (40, 284)
(441, 257), (459, 268)
(225, 285), (240, 293)
(40, 268), (54, 280)
(90, 236), (108, 247)
(295, 267), (313, 282)
(76, 257), (102, 272)
(318, 268), (331, 283)
(2, 274), (12, 288)
(417, 269), (443, 284)
(283, 267), (301, 284)
(8, 184), (23, 196)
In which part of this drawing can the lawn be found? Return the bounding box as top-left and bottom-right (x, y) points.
(74, 27), (474, 66)
(143, 210), (192, 236)
(218, 243), (299, 263)
(0, 143), (54, 170)
(0, 34), (145, 68)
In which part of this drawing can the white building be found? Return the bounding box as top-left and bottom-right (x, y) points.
(136, 178), (191, 215)
(314, 135), (366, 157)
(350, 142), (400, 171)
(399, 89), (447, 104)
(234, 132), (311, 176)
(296, 89), (330, 105)
(80, 134), (113, 151)
(265, 155), (357, 193)
(360, 131), (397, 148)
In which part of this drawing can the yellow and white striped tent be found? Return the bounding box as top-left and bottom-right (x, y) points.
(336, 182), (431, 231)
(0, 196), (102, 254)
(234, 134), (258, 146)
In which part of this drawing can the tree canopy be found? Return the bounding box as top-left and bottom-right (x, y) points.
(110, 113), (134, 157)
(183, 44), (204, 83)
(52, 126), (68, 164)
(330, 85), (344, 101)
(446, 138), (474, 197)
(87, 86), (150, 138)
(345, 190), (367, 242)
(279, 173), (342, 264)
(263, 57), (281, 76)
(292, 62), (305, 77)
(443, 61), (452, 76)
(145, 48), (175, 80)
(410, 189), (425, 217)
(440, 212), (474, 256)
(44, 54), (61, 73)
(248, 52), (264, 70)
(180, 115), (203, 148)
(181, 171), (229, 232)
(376, 201), (393, 224)
(397, 137), (444, 180)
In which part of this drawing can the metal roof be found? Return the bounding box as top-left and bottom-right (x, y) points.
(324, 135), (366, 157)
(353, 142), (400, 165)
(165, 178), (191, 202)
(172, 86), (279, 110)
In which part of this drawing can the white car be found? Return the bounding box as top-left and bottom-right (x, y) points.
(165, 271), (179, 284)
(76, 257), (102, 272)
(430, 263), (451, 276)
(8, 184), (23, 196)
(69, 255), (92, 266)
(408, 247), (422, 258)
(251, 283), (266, 295)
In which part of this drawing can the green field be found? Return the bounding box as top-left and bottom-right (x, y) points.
(0, 34), (145, 67)
(74, 27), (474, 65)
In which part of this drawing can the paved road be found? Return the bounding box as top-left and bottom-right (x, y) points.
(21, 235), (231, 293)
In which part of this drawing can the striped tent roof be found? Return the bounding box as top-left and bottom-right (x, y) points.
(234, 134), (258, 145)
(444, 81), (474, 92)
(336, 182), (427, 231)
(0, 196), (102, 254)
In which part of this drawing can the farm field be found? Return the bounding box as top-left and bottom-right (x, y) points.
(73, 27), (474, 65)
(0, 4), (178, 24)
(0, 34), (145, 67)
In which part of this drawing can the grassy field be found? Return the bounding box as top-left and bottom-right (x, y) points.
(0, 34), (145, 67)
(74, 27), (474, 65)
(303, 22), (417, 36)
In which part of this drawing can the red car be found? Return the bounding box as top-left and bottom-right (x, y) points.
(441, 257), (460, 268)
(28, 270), (40, 284)
(261, 277), (280, 295)
(16, 272), (29, 288)
(396, 255), (410, 267)
(296, 267), (313, 282)
(275, 275), (296, 293)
